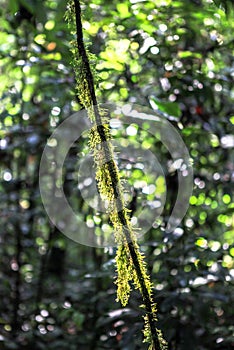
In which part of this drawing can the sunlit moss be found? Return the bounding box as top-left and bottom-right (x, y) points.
(65, 2), (167, 348)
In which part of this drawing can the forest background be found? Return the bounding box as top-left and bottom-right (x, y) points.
(0, 0), (233, 349)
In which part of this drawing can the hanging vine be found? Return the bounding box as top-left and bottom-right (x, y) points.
(65, 1), (167, 349)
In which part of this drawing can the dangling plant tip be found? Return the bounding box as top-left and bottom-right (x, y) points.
(65, 1), (167, 349)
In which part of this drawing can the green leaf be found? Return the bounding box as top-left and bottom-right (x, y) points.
(178, 51), (202, 59)
(73, 311), (85, 329)
(116, 3), (131, 18)
(213, 0), (234, 14)
(9, 0), (19, 14)
(150, 96), (181, 118)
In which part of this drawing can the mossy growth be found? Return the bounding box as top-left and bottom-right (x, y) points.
(65, 1), (167, 349)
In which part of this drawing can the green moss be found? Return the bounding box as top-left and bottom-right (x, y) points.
(65, 2), (167, 348)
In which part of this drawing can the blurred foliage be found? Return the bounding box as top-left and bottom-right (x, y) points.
(0, 0), (233, 349)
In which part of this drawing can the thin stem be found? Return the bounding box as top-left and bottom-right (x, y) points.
(72, 1), (162, 348)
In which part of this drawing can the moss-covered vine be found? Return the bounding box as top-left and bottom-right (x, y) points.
(65, 1), (167, 349)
